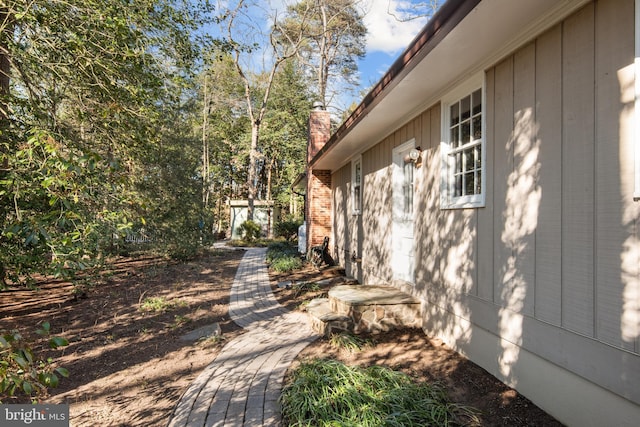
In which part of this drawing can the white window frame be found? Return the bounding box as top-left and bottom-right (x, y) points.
(634, 0), (640, 200)
(351, 155), (362, 215)
(440, 73), (486, 209)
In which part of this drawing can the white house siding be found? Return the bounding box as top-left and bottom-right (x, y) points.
(331, 0), (640, 424)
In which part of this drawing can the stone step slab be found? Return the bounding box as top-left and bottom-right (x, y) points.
(307, 285), (422, 336)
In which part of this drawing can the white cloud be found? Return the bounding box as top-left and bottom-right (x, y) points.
(362, 0), (429, 54)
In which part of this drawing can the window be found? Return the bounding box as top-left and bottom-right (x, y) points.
(441, 76), (485, 208)
(352, 156), (362, 214)
(392, 139), (416, 221)
(402, 158), (415, 217)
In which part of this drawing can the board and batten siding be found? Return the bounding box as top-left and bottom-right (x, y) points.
(332, 0), (639, 410)
(331, 164), (350, 272)
(447, 0), (638, 404)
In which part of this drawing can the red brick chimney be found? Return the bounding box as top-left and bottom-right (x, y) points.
(306, 103), (332, 251)
(308, 102), (331, 163)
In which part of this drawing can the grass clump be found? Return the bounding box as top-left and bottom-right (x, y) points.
(280, 358), (479, 427)
(139, 296), (175, 312)
(266, 242), (302, 273)
(329, 332), (372, 353)
(292, 282), (321, 298)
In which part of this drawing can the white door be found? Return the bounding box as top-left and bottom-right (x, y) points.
(391, 140), (416, 284)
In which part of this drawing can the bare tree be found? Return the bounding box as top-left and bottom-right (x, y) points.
(277, 0), (366, 112)
(385, 0), (441, 22)
(218, 0), (307, 221)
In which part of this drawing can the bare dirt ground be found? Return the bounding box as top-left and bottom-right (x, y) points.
(1, 246), (562, 426)
(1, 247), (245, 426)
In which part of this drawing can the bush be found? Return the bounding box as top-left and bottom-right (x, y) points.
(274, 218), (303, 241)
(266, 242), (302, 273)
(266, 242), (297, 261)
(0, 323), (69, 403)
(270, 256), (303, 273)
(239, 220), (262, 242)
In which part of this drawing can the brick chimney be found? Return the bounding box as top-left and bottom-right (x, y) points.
(306, 103), (332, 251)
(307, 102), (331, 163)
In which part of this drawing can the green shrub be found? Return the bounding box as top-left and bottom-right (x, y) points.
(274, 219), (303, 241)
(280, 358), (479, 427)
(239, 220), (262, 242)
(0, 323), (69, 403)
(270, 256), (303, 273)
(266, 242), (302, 273)
(266, 242), (298, 262)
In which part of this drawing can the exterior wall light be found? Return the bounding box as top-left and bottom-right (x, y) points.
(408, 147), (422, 167)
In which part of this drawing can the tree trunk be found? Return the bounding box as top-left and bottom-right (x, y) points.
(0, 6), (13, 173)
(0, 5), (12, 117)
(246, 120), (260, 221)
(318, 2), (328, 106)
(202, 75), (210, 209)
(0, 7), (12, 282)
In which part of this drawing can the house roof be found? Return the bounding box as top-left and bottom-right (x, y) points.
(309, 0), (590, 172)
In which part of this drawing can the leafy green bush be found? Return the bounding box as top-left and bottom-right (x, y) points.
(266, 241), (298, 261)
(266, 242), (302, 273)
(270, 256), (303, 273)
(239, 220), (262, 242)
(0, 323), (69, 403)
(280, 358), (479, 427)
(274, 218), (303, 241)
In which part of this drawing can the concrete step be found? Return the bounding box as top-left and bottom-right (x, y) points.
(306, 285), (422, 336)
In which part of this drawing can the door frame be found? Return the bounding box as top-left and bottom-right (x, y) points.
(391, 139), (417, 284)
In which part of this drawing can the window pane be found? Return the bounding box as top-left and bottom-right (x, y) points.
(404, 162), (412, 184)
(465, 172), (475, 195)
(476, 145), (482, 169)
(472, 115), (482, 140)
(455, 153), (462, 173)
(464, 149), (474, 172)
(450, 103), (459, 125)
(461, 120), (470, 144)
(472, 89), (482, 115)
(451, 126), (460, 147)
(476, 171), (482, 194)
(461, 95), (471, 121)
(454, 175), (462, 197)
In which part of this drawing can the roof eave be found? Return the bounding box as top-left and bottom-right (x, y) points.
(308, 0), (480, 170)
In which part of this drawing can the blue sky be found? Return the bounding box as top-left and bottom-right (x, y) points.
(209, 0), (438, 109)
(357, 0), (434, 91)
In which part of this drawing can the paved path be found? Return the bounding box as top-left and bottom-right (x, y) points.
(167, 248), (318, 427)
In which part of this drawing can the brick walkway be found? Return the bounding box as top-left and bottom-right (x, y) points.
(167, 248), (318, 427)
